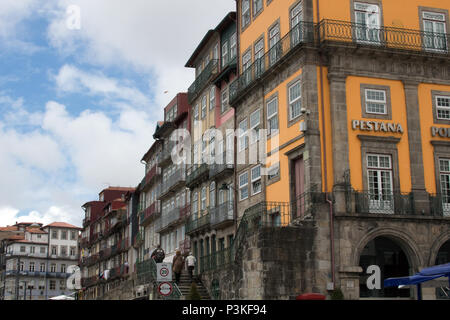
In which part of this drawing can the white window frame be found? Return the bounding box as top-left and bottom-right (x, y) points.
(423, 11), (447, 52)
(239, 119), (249, 151)
(250, 109), (261, 143)
(242, 0), (251, 28)
(267, 96), (279, 134)
(201, 187), (207, 211)
(365, 89), (387, 115)
(436, 95), (450, 120)
(251, 165), (262, 195)
(366, 153), (394, 214)
(221, 86), (229, 113)
(194, 104), (199, 121)
(439, 158), (450, 216)
(239, 172), (249, 201)
(230, 33), (237, 59)
(201, 95), (207, 119)
(289, 80), (302, 121)
(222, 40), (229, 67)
(210, 182), (216, 208)
(209, 86), (215, 110)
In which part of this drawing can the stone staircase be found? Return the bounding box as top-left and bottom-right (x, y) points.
(176, 270), (210, 300)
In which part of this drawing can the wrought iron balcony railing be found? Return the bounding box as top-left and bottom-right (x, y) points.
(210, 201), (234, 228)
(318, 19), (449, 53)
(353, 190), (414, 215)
(429, 193), (450, 218)
(186, 163), (209, 188)
(185, 212), (211, 234)
(140, 200), (161, 227)
(209, 153), (234, 179)
(230, 20), (449, 105)
(158, 204), (190, 232)
(160, 168), (186, 197)
(142, 164), (161, 191)
(188, 59), (219, 104)
(230, 21), (315, 104)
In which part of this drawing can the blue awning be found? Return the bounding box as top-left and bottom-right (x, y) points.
(384, 274), (445, 288)
(419, 263), (450, 277)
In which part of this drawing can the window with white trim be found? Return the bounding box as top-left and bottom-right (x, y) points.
(194, 104), (199, 121)
(289, 80), (302, 120)
(221, 86), (229, 113)
(242, 0), (251, 28)
(250, 109), (260, 143)
(192, 192), (198, 217)
(439, 158), (450, 215)
(210, 86), (215, 110)
(253, 0), (263, 16)
(201, 187), (207, 211)
(354, 2), (381, 44)
(423, 11), (447, 51)
(291, 1), (304, 45)
(239, 119), (249, 151)
(230, 33), (237, 60)
(29, 262), (35, 272)
(436, 96), (450, 120)
(213, 44), (219, 60)
(201, 95), (207, 119)
(243, 50), (252, 84)
(222, 40), (229, 67)
(267, 96), (279, 133)
(365, 89), (387, 114)
(40, 263), (45, 272)
(239, 172), (249, 201)
(268, 162), (280, 181)
(367, 154), (394, 213)
(50, 263), (56, 273)
(210, 182), (216, 208)
(269, 23), (281, 65)
(251, 165), (262, 195)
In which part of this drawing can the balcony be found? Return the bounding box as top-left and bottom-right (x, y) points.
(141, 164), (161, 191)
(186, 164), (209, 189)
(210, 202), (234, 229)
(140, 200), (161, 227)
(185, 212), (211, 235)
(429, 194), (450, 218)
(352, 191), (414, 215)
(318, 19), (449, 54)
(230, 21), (315, 104)
(188, 59), (219, 104)
(230, 20), (450, 105)
(209, 154), (234, 180)
(158, 204), (190, 232)
(99, 247), (112, 260)
(81, 276), (98, 288)
(160, 168), (186, 198)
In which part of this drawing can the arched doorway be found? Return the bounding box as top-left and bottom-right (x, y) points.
(359, 236), (411, 298)
(434, 240), (450, 299)
(435, 240), (450, 265)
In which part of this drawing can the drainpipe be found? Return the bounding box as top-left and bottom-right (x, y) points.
(233, 0), (240, 236)
(316, 0), (335, 287)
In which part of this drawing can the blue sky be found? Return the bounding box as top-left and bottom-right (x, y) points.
(0, 0), (235, 226)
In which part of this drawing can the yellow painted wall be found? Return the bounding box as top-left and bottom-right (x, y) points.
(317, 66), (334, 193)
(318, 0), (450, 29)
(418, 84), (450, 194)
(346, 77), (411, 193)
(239, 0), (298, 67)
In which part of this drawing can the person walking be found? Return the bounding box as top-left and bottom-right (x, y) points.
(172, 250), (184, 285)
(185, 252), (197, 282)
(151, 244), (165, 263)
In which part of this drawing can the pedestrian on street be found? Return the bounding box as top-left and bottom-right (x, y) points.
(185, 252), (197, 282)
(151, 244), (165, 263)
(172, 250), (184, 285)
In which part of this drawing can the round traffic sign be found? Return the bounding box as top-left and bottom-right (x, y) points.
(158, 282), (173, 296)
(160, 267), (169, 278)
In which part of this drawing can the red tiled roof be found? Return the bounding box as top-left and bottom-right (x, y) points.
(102, 187), (135, 192)
(27, 228), (47, 234)
(43, 222), (81, 229)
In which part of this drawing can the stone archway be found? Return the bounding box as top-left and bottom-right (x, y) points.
(352, 228), (422, 299)
(428, 232), (450, 266)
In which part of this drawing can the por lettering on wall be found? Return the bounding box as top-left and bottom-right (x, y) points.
(352, 120), (404, 134)
(431, 127), (450, 138)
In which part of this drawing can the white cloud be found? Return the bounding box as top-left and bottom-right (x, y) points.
(54, 64), (151, 108)
(0, 206), (78, 227)
(46, 0), (235, 106)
